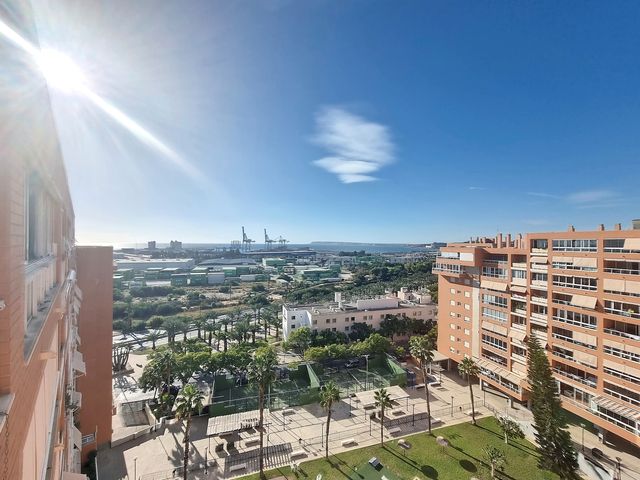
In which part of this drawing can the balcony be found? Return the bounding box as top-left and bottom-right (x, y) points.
(604, 301), (640, 320)
(553, 366), (597, 389)
(531, 296), (548, 306)
(603, 327), (640, 342)
(24, 255), (60, 358)
(552, 331), (597, 350)
(530, 312), (548, 326)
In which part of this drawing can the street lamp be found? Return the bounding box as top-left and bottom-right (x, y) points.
(133, 457), (137, 480)
(580, 423), (585, 453)
(451, 396), (454, 417)
(363, 354), (370, 391)
(615, 457), (622, 480)
(204, 447), (209, 473)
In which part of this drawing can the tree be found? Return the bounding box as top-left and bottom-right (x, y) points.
(458, 357), (480, 425)
(484, 446), (506, 478)
(204, 319), (218, 347)
(147, 331), (161, 350)
(348, 322), (374, 341)
(319, 381), (341, 458)
(147, 315), (165, 330)
(527, 336), (579, 478)
(179, 317), (191, 342)
(497, 416), (524, 445)
(248, 345), (277, 479)
(409, 335), (435, 433)
(174, 384), (204, 480)
(285, 326), (312, 354)
(162, 317), (183, 344)
(374, 388), (393, 446)
(192, 316), (207, 340)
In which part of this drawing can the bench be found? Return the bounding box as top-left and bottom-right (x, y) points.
(219, 431), (235, 437)
(398, 439), (409, 448)
(392, 409), (404, 416)
(290, 449), (307, 459)
(414, 383), (425, 389)
(466, 410), (482, 417)
(282, 408), (295, 415)
(387, 427), (402, 435)
(431, 418), (442, 425)
(341, 438), (357, 447)
(244, 437), (259, 446)
(228, 463), (246, 473)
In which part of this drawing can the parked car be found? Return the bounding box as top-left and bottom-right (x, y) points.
(344, 359), (360, 368)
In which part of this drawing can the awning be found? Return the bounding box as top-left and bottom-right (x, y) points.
(480, 279), (508, 292)
(482, 321), (508, 337)
(603, 359), (640, 379)
(72, 426), (82, 449)
(573, 350), (597, 368)
(509, 329), (527, 341)
(593, 396), (640, 422)
(431, 350), (450, 363)
(475, 358), (525, 385)
(604, 278), (640, 295)
(569, 294), (597, 310)
(552, 256), (574, 264)
(72, 352), (86, 375)
(603, 338), (640, 355)
(572, 257), (598, 268)
(623, 238), (640, 250)
(572, 331), (597, 347)
(530, 256), (548, 264)
(62, 473), (88, 480)
(510, 285), (527, 294)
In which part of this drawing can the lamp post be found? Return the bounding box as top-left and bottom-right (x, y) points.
(364, 354), (370, 391)
(204, 447), (208, 473)
(615, 457), (622, 480)
(412, 404), (415, 426)
(580, 423), (585, 453)
(133, 457), (137, 480)
(450, 396), (454, 417)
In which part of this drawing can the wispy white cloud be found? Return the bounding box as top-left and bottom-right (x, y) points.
(312, 106), (395, 183)
(468, 186), (486, 191)
(566, 189), (616, 204)
(526, 192), (561, 199)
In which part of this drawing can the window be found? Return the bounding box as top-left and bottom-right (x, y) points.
(291, 325), (296, 329)
(464, 341), (470, 348)
(553, 275), (597, 291)
(450, 323), (456, 329)
(465, 304), (470, 310)
(345, 326), (350, 331)
(482, 266), (507, 278)
(450, 300), (456, 306)
(332, 318), (337, 323)
(553, 308), (597, 329)
(481, 334), (507, 351)
(465, 291), (471, 298)
(531, 239), (548, 251)
(326, 319), (330, 324)
(482, 307), (507, 322)
(450, 288), (456, 294)
(450, 312), (456, 317)
(449, 335), (456, 341)
(291, 315), (296, 320)
(25, 173), (55, 261)
(312, 320), (317, 325)
(482, 294), (507, 308)
(464, 316), (470, 322)
(552, 239), (597, 252)
(512, 269), (527, 280)
(464, 328), (470, 335)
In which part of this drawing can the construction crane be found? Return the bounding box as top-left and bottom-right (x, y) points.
(242, 226), (255, 251)
(264, 229), (275, 249)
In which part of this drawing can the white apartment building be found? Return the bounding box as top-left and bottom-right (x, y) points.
(282, 289), (437, 340)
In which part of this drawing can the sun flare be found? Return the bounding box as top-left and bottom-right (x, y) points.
(36, 48), (88, 94)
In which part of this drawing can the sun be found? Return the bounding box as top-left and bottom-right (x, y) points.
(36, 48), (88, 94)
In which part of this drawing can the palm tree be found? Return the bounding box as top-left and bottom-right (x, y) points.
(179, 318), (191, 342)
(458, 357), (480, 425)
(203, 320), (216, 347)
(269, 314), (281, 341)
(147, 330), (161, 350)
(484, 446), (506, 478)
(174, 384), (205, 480)
(248, 345), (277, 479)
(193, 316), (207, 340)
(409, 335), (435, 433)
(162, 317), (182, 345)
(497, 415), (524, 445)
(374, 388), (393, 446)
(319, 381), (341, 458)
(217, 330), (230, 352)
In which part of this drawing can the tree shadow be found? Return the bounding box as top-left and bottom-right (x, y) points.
(474, 423), (537, 456)
(420, 465), (438, 479)
(459, 459), (477, 472)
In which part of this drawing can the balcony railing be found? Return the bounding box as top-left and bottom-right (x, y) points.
(604, 305), (640, 320)
(552, 332), (597, 350)
(553, 315), (597, 330)
(531, 296), (548, 306)
(552, 367), (597, 389)
(603, 327), (640, 341)
(25, 255), (58, 324)
(604, 267), (640, 276)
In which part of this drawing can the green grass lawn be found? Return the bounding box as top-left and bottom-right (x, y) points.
(237, 417), (560, 480)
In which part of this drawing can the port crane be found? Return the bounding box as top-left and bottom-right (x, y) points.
(242, 227), (255, 251)
(264, 229), (275, 249)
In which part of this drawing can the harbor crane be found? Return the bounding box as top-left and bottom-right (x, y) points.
(276, 236), (289, 248)
(264, 229), (275, 248)
(242, 226), (255, 251)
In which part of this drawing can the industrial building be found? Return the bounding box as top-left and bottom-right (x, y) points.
(282, 290), (437, 340)
(113, 257), (194, 271)
(434, 223), (640, 448)
(0, 4), (113, 477)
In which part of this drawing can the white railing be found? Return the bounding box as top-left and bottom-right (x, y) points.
(25, 255), (57, 324)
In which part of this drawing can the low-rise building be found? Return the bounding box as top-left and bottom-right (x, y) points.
(113, 257), (194, 271)
(282, 290), (437, 340)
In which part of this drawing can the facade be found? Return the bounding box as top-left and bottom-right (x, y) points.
(434, 224), (640, 447)
(75, 247), (113, 464)
(113, 257), (194, 271)
(283, 290), (437, 340)
(0, 3), (111, 478)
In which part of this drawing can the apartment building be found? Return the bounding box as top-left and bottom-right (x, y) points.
(434, 223), (640, 448)
(0, 3), (112, 478)
(282, 289), (437, 340)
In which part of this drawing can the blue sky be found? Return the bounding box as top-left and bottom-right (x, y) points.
(30, 0), (640, 245)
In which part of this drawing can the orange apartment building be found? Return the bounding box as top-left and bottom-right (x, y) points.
(0, 2), (112, 479)
(434, 223), (640, 448)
